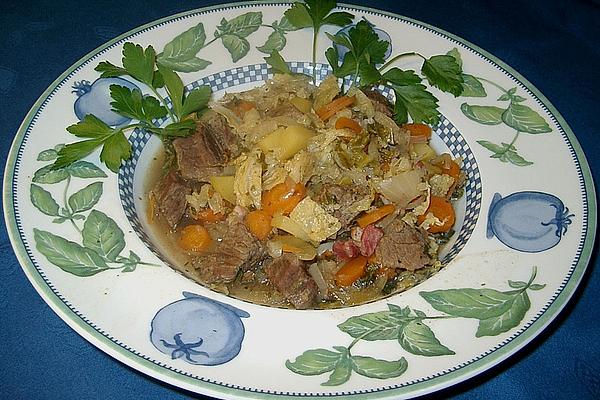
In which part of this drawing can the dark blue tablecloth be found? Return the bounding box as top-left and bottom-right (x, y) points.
(1, 1), (598, 399)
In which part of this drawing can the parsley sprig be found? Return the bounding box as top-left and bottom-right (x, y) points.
(284, 0), (353, 83)
(326, 20), (464, 125)
(54, 42), (211, 172)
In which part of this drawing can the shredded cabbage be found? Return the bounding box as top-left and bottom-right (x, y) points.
(289, 197), (341, 242)
(233, 148), (262, 209)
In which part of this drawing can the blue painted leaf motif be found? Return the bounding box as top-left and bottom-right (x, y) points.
(150, 293), (249, 365)
(487, 191), (574, 252)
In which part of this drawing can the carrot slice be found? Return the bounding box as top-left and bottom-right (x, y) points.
(316, 96), (355, 121)
(262, 179), (306, 216)
(403, 123), (432, 140)
(335, 255), (368, 287)
(193, 208), (226, 224)
(356, 204), (396, 228)
(245, 210), (272, 241)
(441, 160), (461, 180)
(417, 196), (456, 233)
(335, 117), (362, 133)
(178, 225), (212, 252)
(235, 100), (256, 115)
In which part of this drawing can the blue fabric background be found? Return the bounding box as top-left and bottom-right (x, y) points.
(1, 0), (598, 399)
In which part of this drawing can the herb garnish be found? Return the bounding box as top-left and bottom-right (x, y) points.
(54, 42), (211, 172)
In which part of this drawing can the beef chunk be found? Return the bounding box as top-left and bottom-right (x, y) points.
(173, 111), (239, 182)
(192, 213), (266, 283)
(264, 254), (318, 309)
(312, 182), (371, 229)
(363, 89), (394, 118)
(152, 171), (190, 229)
(266, 101), (306, 120)
(375, 218), (432, 271)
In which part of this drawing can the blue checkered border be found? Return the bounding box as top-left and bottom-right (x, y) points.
(118, 62), (482, 266)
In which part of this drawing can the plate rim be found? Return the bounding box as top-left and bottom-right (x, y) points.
(3, 1), (597, 399)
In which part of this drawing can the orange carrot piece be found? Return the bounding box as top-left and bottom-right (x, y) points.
(235, 100), (256, 115)
(316, 96), (355, 121)
(356, 204), (396, 228)
(178, 225), (212, 252)
(335, 255), (368, 287)
(403, 123), (432, 140)
(335, 116), (362, 133)
(193, 208), (226, 224)
(245, 210), (273, 241)
(262, 179), (306, 216)
(441, 160), (461, 180)
(417, 196), (456, 233)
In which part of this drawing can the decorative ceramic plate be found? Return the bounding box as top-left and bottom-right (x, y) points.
(3, 2), (596, 399)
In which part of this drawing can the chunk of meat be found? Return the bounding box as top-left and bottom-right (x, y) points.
(173, 111), (240, 182)
(264, 253), (318, 309)
(152, 171), (190, 228)
(332, 239), (360, 260)
(375, 218), (431, 271)
(312, 183), (372, 229)
(191, 213), (266, 283)
(360, 224), (384, 257)
(363, 89), (394, 118)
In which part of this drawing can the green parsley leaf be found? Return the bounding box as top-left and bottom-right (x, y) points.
(109, 85), (167, 122)
(157, 65), (184, 119)
(54, 139), (104, 169)
(264, 50), (292, 74)
(99, 130), (132, 172)
(181, 86), (211, 116)
(300, 0), (353, 29)
(95, 61), (128, 78)
(160, 120), (197, 137)
(141, 96), (168, 121)
(421, 55), (464, 97)
(284, 3), (313, 28)
(122, 43), (156, 86)
(384, 68), (440, 125)
(66, 115), (113, 138)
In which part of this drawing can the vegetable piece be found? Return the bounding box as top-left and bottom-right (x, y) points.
(209, 176), (236, 204)
(413, 143), (436, 162)
(271, 213), (312, 242)
(335, 255), (368, 287)
(289, 197), (342, 243)
(235, 100), (256, 116)
(290, 97), (312, 113)
(308, 263), (328, 300)
(315, 95), (355, 121)
(258, 125), (315, 161)
(356, 204), (396, 228)
(404, 123), (432, 141)
(193, 208), (225, 224)
(441, 159), (461, 180)
(377, 169), (424, 208)
(178, 224), (212, 252)
(335, 117), (362, 133)
(417, 196), (456, 233)
(275, 235), (317, 260)
(262, 179), (306, 216)
(245, 210), (272, 240)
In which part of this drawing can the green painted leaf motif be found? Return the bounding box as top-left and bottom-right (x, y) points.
(37, 148), (59, 161)
(502, 103), (552, 134)
(504, 149), (534, 166)
(461, 74), (487, 97)
(32, 165), (70, 184)
(286, 348), (341, 375)
(398, 320), (455, 356)
(446, 48), (462, 68)
(276, 15), (301, 32)
(476, 292), (530, 337)
(221, 35), (250, 62)
(159, 23), (206, 63)
(529, 284), (546, 291)
(216, 12), (263, 38)
(420, 288), (517, 319)
(33, 229), (108, 276)
(351, 356), (408, 379)
(461, 103), (504, 125)
(68, 161), (107, 178)
(156, 57), (211, 73)
(323, 347), (352, 386)
(68, 182), (103, 213)
(82, 210), (125, 261)
(477, 140), (507, 155)
(508, 280), (528, 289)
(498, 93), (511, 101)
(30, 184), (60, 216)
(257, 30), (286, 54)
(338, 311), (402, 341)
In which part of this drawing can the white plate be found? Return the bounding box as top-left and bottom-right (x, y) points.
(3, 2), (596, 399)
